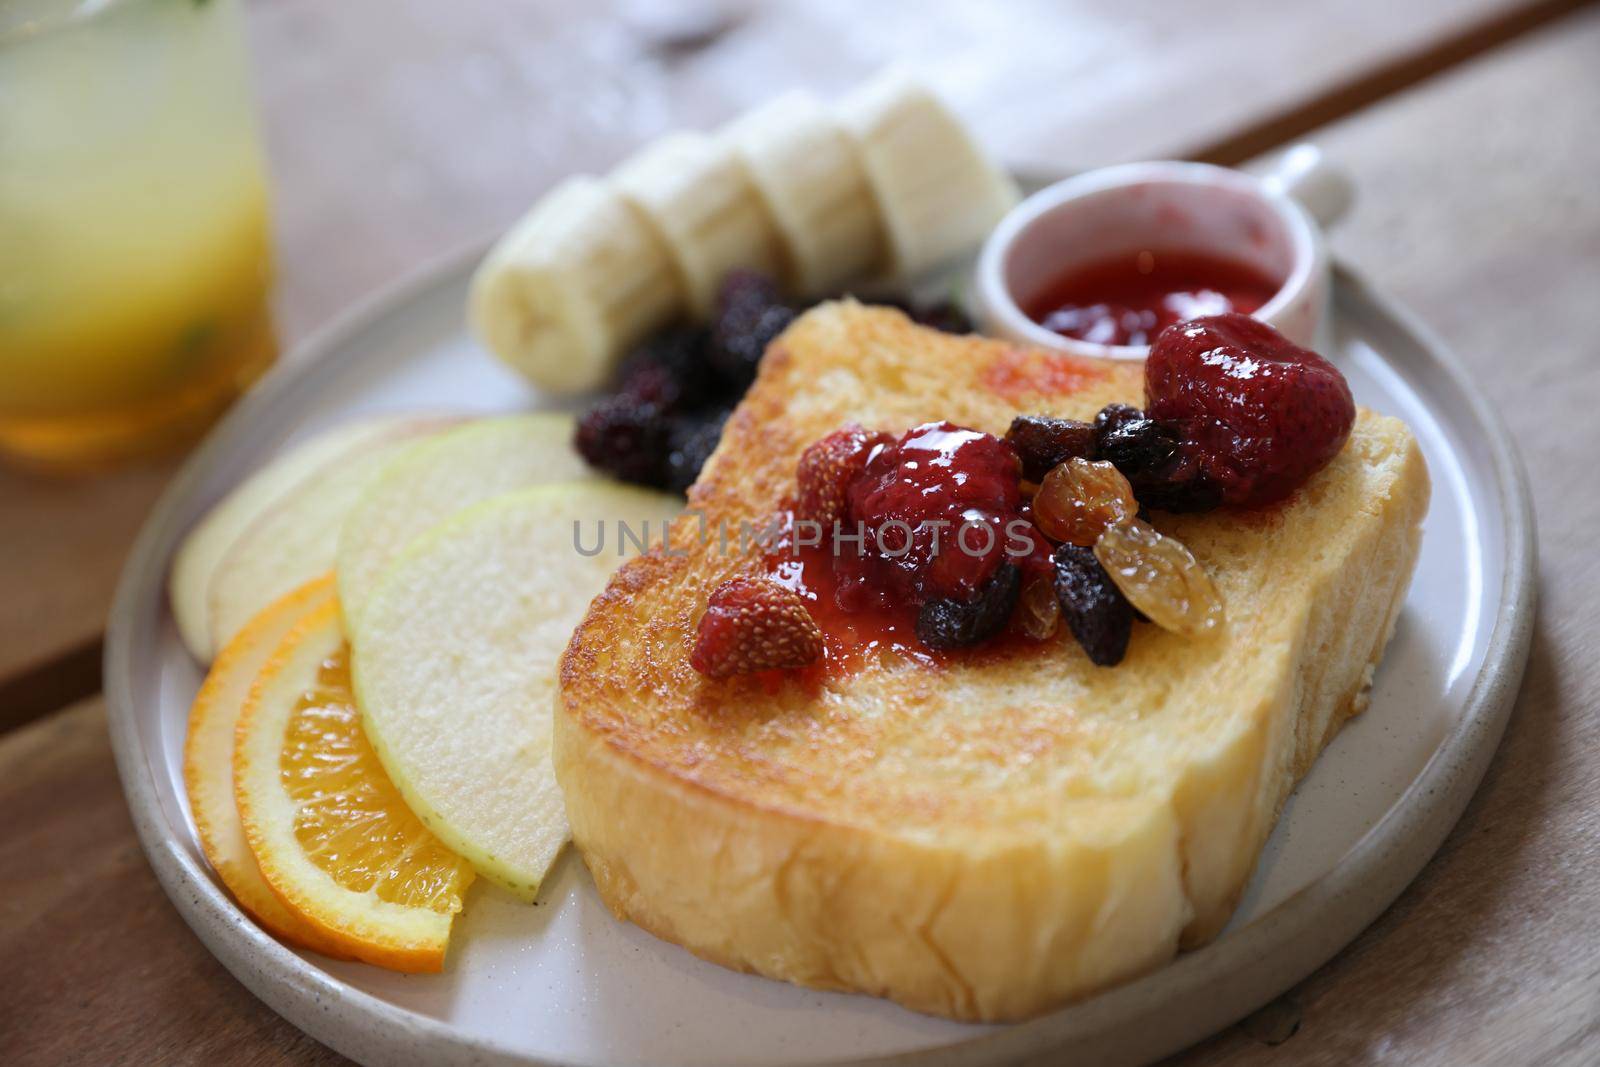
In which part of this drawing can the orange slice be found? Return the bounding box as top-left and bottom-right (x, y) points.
(185, 575), (350, 957)
(234, 598), (474, 972)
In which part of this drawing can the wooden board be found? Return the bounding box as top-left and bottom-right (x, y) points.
(0, 463), (169, 730)
(243, 0), (1579, 338)
(0, 699), (348, 1066)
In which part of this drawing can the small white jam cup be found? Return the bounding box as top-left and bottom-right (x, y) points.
(974, 144), (1353, 360)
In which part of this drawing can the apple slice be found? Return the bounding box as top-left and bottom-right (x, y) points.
(170, 415), (437, 663)
(349, 482), (681, 900)
(206, 418), (457, 654)
(336, 414), (589, 627)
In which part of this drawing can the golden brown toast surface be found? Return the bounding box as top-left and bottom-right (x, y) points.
(555, 302), (1429, 1020)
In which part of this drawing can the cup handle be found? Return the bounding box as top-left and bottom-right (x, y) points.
(1261, 143), (1354, 229)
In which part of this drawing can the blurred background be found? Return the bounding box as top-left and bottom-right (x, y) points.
(2, 0), (1597, 1063)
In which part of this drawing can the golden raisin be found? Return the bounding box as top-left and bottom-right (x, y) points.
(1032, 458), (1137, 546)
(1092, 519), (1224, 635)
(1015, 574), (1061, 640)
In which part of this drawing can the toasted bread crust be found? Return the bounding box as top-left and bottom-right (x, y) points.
(556, 302), (1429, 1020)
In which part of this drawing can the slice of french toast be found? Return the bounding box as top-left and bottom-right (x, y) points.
(554, 301), (1429, 1022)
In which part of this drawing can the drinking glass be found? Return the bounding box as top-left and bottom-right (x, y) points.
(0, 0), (276, 470)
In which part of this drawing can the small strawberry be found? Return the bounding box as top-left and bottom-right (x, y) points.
(1146, 313), (1355, 506)
(795, 423), (892, 527)
(690, 577), (824, 679)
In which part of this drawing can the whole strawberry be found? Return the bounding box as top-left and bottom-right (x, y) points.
(1146, 313), (1355, 506)
(690, 576), (824, 679)
(795, 423), (892, 527)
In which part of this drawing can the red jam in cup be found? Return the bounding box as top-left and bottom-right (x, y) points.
(1025, 250), (1280, 347)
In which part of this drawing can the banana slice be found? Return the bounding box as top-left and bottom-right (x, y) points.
(836, 70), (1019, 277)
(722, 91), (886, 297)
(611, 131), (788, 315)
(468, 176), (681, 394)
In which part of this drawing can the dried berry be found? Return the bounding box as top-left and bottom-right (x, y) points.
(1015, 573), (1061, 640)
(915, 563), (1021, 651)
(1032, 458), (1137, 546)
(690, 576), (824, 679)
(1053, 544), (1134, 667)
(573, 396), (671, 487)
(1137, 464), (1221, 514)
(1096, 414), (1221, 514)
(1093, 403), (1145, 438)
(614, 360), (684, 412)
(1093, 519), (1224, 635)
(1005, 414), (1098, 481)
(664, 410), (730, 494)
(708, 270), (795, 390)
(1094, 407), (1173, 469)
(1147, 313), (1355, 506)
(616, 324), (719, 409)
(795, 423), (892, 527)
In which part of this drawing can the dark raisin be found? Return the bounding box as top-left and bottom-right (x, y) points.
(1135, 464), (1222, 513)
(1052, 544), (1133, 666)
(710, 306), (793, 390)
(1093, 403), (1146, 438)
(1096, 414), (1221, 514)
(1097, 414), (1178, 475)
(614, 360), (684, 412)
(617, 324), (719, 409)
(1005, 414), (1098, 481)
(708, 270), (795, 390)
(915, 562), (1021, 651)
(573, 396), (672, 488)
(664, 410), (730, 494)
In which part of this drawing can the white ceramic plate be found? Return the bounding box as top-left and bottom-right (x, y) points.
(107, 234), (1534, 1066)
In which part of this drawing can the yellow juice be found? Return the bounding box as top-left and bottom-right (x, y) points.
(0, 0), (276, 469)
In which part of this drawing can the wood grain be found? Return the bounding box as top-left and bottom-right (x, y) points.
(0, 0), (1567, 701)
(0, 699), (348, 1067)
(1169, 9), (1600, 1065)
(242, 0), (1566, 340)
(0, 463), (168, 726)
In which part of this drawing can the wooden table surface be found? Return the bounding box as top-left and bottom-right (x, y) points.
(3, 0), (1597, 1063)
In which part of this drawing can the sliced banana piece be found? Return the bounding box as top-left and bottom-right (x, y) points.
(611, 131), (788, 315)
(469, 176), (681, 395)
(836, 70), (1019, 277)
(336, 413), (590, 626)
(722, 90), (886, 297)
